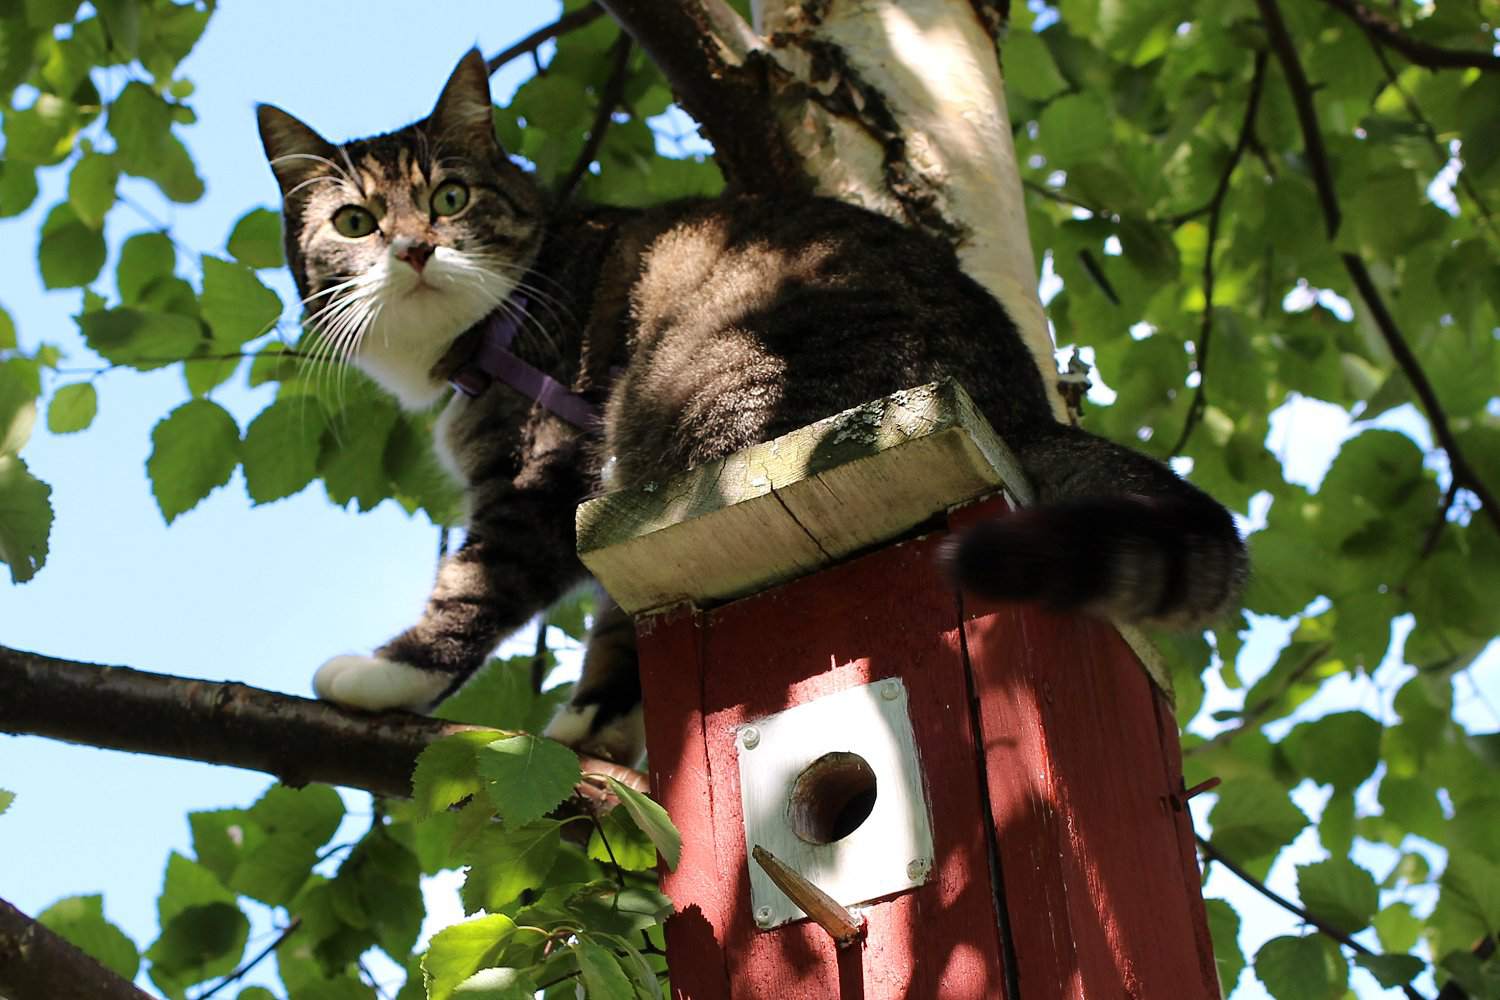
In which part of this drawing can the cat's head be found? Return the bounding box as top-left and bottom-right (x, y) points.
(257, 50), (544, 409)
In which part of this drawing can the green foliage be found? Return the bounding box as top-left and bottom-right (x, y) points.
(6, 0), (1500, 996)
(37, 894), (139, 980)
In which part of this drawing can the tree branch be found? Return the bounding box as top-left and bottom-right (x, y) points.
(595, 0), (802, 193)
(0, 896), (154, 1000)
(1317, 0), (1500, 74)
(558, 33), (635, 203)
(1170, 50), (1268, 456)
(1196, 837), (1430, 1000)
(0, 643), (647, 802)
(1256, 0), (1500, 536)
(485, 3), (609, 75)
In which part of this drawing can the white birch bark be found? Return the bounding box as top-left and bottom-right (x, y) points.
(752, 0), (1066, 420)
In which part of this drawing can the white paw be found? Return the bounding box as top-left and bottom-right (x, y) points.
(313, 654), (449, 711)
(544, 703), (646, 766)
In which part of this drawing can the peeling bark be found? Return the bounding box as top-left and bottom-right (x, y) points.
(752, 0), (1063, 418)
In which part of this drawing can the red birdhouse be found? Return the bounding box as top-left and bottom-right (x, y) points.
(578, 380), (1221, 999)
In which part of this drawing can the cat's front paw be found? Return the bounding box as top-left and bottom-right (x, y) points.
(313, 654), (449, 712)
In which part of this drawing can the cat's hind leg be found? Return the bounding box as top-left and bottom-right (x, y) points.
(544, 590), (645, 765)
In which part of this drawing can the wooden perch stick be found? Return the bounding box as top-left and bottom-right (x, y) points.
(0, 896), (154, 1000)
(0, 643), (647, 800)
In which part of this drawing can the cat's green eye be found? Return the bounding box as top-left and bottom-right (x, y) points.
(332, 205), (377, 238)
(431, 180), (469, 218)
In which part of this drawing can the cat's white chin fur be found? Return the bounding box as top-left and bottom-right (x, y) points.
(543, 703), (646, 766)
(353, 248), (514, 411)
(313, 654), (448, 711)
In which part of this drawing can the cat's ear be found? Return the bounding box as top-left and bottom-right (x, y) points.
(257, 104), (339, 197)
(427, 49), (500, 151)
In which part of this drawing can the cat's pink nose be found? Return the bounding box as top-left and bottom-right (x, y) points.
(395, 241), (435, 272)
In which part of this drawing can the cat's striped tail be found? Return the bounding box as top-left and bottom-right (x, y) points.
(944, 423), (1247, 630)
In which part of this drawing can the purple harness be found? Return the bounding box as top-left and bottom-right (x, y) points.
(447, 295), (602, 430)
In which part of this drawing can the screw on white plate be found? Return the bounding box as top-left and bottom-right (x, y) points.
(740, 726), (761, 750)
(906, 857), (931, 882)
(754, 905), (774, 928)
(880, 679), (901, 700)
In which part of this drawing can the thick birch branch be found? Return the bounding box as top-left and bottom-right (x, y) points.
(0, 644), (647, 801)
(0, 897), (153, 1000)
(595, 0), (802, 193)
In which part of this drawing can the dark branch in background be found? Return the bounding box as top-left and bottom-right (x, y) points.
(0, 897), (154, 1000)
(1362, 36), (1500, 242)
(559, 33), (636, 203)
(1196, 837), (1432, 1000)
(1170, 50), (1268, 456)
(196, 919), (302, 1000)
(594, 0), (803, 193)
(1255, 0), (1500, 537)
(485, 3), (609, 75)
(0, 644), (647, 802)
(1020, 177), (1105, 216)
(1317, 0), (1500, 73)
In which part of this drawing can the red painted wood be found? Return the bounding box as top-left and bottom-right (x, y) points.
(636, 492), (1219, 999)
(637, 534), (1009, 999)
(951, 498), (1220, 999)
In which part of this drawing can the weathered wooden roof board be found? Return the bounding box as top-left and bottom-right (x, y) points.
(577, 378), (1031, 615)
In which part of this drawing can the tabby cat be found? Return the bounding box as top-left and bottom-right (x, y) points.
(257, 51), (1246, 762)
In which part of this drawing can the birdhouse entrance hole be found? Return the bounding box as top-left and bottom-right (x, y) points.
(789, 751), (878, 845)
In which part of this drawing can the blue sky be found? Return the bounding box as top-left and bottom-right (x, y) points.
(1, 2), (1496, 998)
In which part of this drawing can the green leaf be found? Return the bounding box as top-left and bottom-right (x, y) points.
(567, 884), (673, 937)
(117, 231), (176, 304)
(0, 159), (40, 217)
(242, 398), (325, 504)
(0, 304), (14, 349)
(0, 357), (40, 454)
(575, 940), (635, 1000)
(588, 804), (659, 872)
(146, 399), (241, 523)
(0, 789), (12, 814)
(1353, 952), (1424, 990)
(1296, 858), (1378, 935)
(227, 207), (284, 269)
(199, 256), (282, 347)
(460, 820), (562, 913)
(1438, 849), (1500, 940)
(1003, 29), (1070, 101)
(451, 968), (540, 998)
(1206, 777), (1309, 870)
(422, 914), (519, 1000)
(1037, 93), (1111, 169)
(329, 829), (423, 959)
(0, 455), (53, 582)
(146, 902), (249, 994)
(37, 895), (139, 980)
(605, 777), (680, 871)
(67, 152), (118, 228)
(3, 94), (78, 165)
(46, 382), (96, 433)
(38, 203), (106, 289)
(476, 734), (581, 828)
(410, 729), (503, 820)
(77, 307), (202, 370)
(436, 654), (572, 734)
(1203, 898), (1244, 995)
(1281, 711), (1382, 791)
(108, 80), (171, 176)
(1254, 933), (1344, 1000)
(237, 990), (278, 1000)
(230, 784), (344, 905)
(321, 397), (400, 511)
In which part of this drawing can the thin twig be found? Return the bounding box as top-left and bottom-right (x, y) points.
(1362, 36), (1500, 242)
(1170, 51), (1268, 455)
(194, 919), (302, 1000)
(530, 615), (549, 694)
(485, 4), (608, 75)
(1197, 837), (1429, 1000)
(1256, 0), (1500, 537)
(559, 33), (634, 203)
(1317, 0), (1500, 73)
(1020, 177), (1104, 216)
(1184, 641), (1332, 758)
